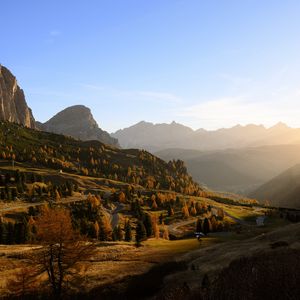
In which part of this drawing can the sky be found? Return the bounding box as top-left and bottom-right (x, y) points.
(1, 0), (300, 133)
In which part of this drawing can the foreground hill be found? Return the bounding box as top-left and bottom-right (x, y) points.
(0, 65), (35, 128)
(156, 145), (300, 194)
(0, 122), (201, 195)
(37, 105), (119, 147)
(250, 164), (300, 209)
(112, 121), (300, 152)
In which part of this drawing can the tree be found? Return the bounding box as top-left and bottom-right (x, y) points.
(124, 220), (132, 242)
(190, 206), (197, 216)
(196, 218), (202, 233)
(143, 213), (153, 237)
(135, 221), (147, 246)
(118, 191), (126, 203)
(217, 208), (225, 220)
(151, 199), (158, 210)
(152, 216), (160, 239)
(182, 204), (190, 219)
(0, 220), (7, 244)
(94, 221), (99, 239)
(202, 273), (210, 290)
(99, 215), (112, 241)
(28, 207), (95, 299)
(162, 223), (169, 240)
(168, 205), (174, 217)
(203, 218), (210, 235)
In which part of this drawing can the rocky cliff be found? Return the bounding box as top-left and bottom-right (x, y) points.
(39, 105), (119, 147)
(0, 65), (35, 128)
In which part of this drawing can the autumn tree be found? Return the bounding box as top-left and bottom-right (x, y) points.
(162, 223), (169, 240)
(28, 207), (95, 299)
(182, 203), (190, 219)
(98, 215), (112, 241)
(118, 191), (126, 203)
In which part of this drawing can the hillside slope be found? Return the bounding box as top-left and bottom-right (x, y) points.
(250, 164), (300, 209)
(156, 145), (300, 194)
(0, 122), (201, 195)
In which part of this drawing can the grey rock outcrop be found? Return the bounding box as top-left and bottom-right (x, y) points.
(0, 65), (35, 128)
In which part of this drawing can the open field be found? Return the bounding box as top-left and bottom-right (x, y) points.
(0, 238), (218, 297)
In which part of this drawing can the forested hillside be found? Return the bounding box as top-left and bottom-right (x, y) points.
(0, 122), (201, 195)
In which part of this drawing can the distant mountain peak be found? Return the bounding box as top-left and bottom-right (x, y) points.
(39, 105), (119, 147)
(269, 122), (289, 130)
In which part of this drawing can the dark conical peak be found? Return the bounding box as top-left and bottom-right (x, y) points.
(41, 105), (119, 147)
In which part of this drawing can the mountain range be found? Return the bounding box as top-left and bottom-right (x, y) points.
(112, 121), (300, 152)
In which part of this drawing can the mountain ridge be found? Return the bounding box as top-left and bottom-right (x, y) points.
(112, 121), (300, 152)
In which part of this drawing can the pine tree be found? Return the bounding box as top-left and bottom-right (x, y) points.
(143, 213), (153, 237)
(159, 213), (163, 224)
(6, 222), (15, 244)
(112, 226), (118, 241)
(203, 218), (210, 236)
(124, 220), (132, 242)
(196, 218), (202, 233)
(135, 221), (147, 246)
(116, 225), (123, 241)
(0, 221), (7, 244)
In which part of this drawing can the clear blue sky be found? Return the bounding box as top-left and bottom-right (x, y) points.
(1, 0), (300, 132)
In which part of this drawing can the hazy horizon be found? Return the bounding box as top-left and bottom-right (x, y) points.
(2, 0), (300, 132)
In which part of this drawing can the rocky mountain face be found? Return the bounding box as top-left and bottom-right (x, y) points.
(0, 65), (35, 128)
(39, 105), (119, 147)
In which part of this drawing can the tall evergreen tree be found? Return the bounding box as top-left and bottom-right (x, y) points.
(143, 213), (153, 237)
(135, 221), (147, 246)
(203, 218), (210, 236)
(124, 220), (132, 242)
(6, 222), (15, 244)
(0, 221), (7, 244)
(196, 218), (202, 233)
